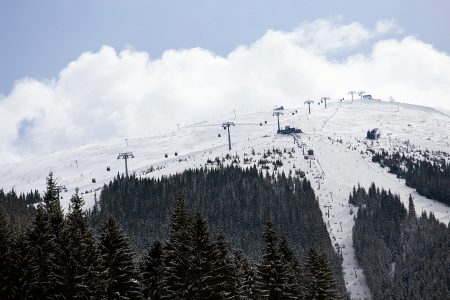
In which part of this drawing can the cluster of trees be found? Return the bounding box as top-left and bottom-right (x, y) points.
(140, 194), (341, 299)
(350, 183), (450, 299)
(0, 173), (139, 299)
(0, 189), (37, 229)
(371, 150), (450, 205)
(0, 173), (343, 299)
(89, 166), (345, 294)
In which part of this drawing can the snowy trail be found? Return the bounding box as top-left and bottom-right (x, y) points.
(296, 102), (449, 299)
(301, 134), (449, 300)
(297, 138), (372, 299)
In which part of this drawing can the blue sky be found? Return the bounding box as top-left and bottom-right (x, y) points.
(1, 0), (449, 94)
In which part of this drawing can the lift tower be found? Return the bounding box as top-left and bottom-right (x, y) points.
(222, 122), (235, 151)
(272, 106), (284, 133)
(321, 97), (330, 108)
(56, 185), (67, 201)
(304, 100), (314, 114)
(117, 152), (134, 177)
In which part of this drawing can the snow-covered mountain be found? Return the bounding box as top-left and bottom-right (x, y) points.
(1, 99), (449, 299)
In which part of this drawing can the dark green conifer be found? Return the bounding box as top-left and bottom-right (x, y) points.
(140, 240), (164, 300)
(25, 205), (64, 299)
(9, 229), (30, 299)
(161, 194), (193, 300)
(305, 246), (339, 300)
(99, 216), (142, 299)
(43, 173), (64, 237)
(234, 249), (262, 300)
(258, 220), (290, 300)
(188, 213), (216, 299)
(0, 211), (14, 298)
(211, 229), (238, 299)
(278, 236), (303, 299)
(64, 189), (104, 299)
(408, 194), (415, 217)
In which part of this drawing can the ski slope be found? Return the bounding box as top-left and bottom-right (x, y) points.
(1, 99), (449, 300)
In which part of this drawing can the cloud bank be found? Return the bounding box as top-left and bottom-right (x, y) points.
(1, 19), (449, 164)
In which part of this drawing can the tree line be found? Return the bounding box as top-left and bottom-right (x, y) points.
(350, 183), (450, 299)
(0, 189), (37, 229)
(89, 166), (346, 294)
(0, 173), (343, 299)
(371, 150), (450, 205)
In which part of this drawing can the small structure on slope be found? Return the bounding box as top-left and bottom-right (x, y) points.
(278, 126), (302, 134)
(367, 128), (381, 140)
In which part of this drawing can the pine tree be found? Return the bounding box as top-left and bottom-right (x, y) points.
(0, 211), (14, 298)
(43, 173), (64, 237)
(25, 205), (64, 299)
(305, 247), (339, 300)
(99, 216), (142, 299)
(211, 229), (238, 299)
(42, 172), (66, 298)
(234, 249), (262, 300)
(63, 189), (104, 299)
(186, 212), (216, 299)
(258, 220), (290, 300)
(140, 240), (164, 300)
(9, 229), (30, 299)
(160, 195), (193, 300)
(408, 194), (415, 218)
(278, 236), (302, 299)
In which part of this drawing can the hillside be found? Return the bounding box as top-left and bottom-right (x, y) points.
(1, 99), (449, 299)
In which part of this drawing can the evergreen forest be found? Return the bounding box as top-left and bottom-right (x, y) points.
(350, 183), (450, 299)
(371, 150), (450, 205)
(0, 171), (344, 299)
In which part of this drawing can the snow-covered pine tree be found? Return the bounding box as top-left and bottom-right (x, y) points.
(0, 211), (14, 298)
(140, 240), (164, 300)
(408, 194), (415, 218)
(43, 173), (64, 237)
(278, 236), (303, 299)
(99, 216), (142, 299)
(25, 204), (64, 299)
(42, 172), (66, 298)
(160, 194), (193, 300)
(305, 246), (339, 300)
(233, 249), (262, 300)
(63, 189), (104, 299)
(8, 229), (30, 299)
(188, 212), (216, 299)
(258, 220), (291, 300)
(210, 229), (238, 300)
(82, 227), (106, 298)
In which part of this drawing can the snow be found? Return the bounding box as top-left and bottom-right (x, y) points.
(1, 99), (449, 299)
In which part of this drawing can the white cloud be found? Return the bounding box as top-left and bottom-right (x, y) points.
(375, 19), (402, 35)
(0, 19), (449, 164)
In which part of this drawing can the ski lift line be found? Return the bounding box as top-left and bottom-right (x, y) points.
(188, 122), (266, 128)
